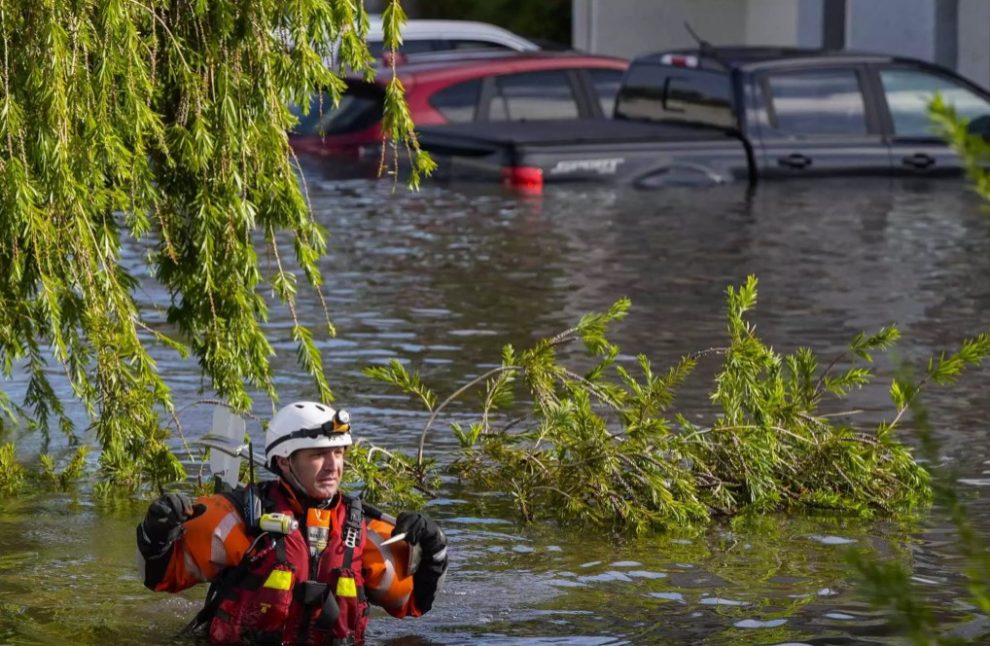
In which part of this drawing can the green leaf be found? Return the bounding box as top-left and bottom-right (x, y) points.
(364, 359), (437, 411)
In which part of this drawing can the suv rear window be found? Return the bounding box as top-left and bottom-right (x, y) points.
(615, 62), (735, 128)
(292, 82), (385, 136)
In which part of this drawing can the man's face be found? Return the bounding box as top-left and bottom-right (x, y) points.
(285, 446), (345, 500)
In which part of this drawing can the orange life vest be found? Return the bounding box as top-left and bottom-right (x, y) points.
(209, 483), (368, 644)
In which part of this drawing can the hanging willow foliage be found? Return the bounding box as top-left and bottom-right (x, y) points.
(0, 0), (426, 491)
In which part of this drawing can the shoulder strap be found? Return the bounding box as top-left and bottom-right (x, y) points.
(217, 481), (275, 525)
(342, 494), (364, 569)
(342, 493), (392, 524)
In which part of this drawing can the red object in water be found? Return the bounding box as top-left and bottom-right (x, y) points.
(501, 166), (544, 194)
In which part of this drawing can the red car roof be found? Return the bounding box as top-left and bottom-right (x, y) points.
(370, 51), (629, 91)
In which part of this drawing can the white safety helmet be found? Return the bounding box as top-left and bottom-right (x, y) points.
(265, 401), (352, 470)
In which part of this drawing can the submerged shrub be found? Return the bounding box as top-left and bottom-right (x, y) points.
(0, 443), (25, 496)
(367, 276), (989, 532)
(38, 446), (90, 492)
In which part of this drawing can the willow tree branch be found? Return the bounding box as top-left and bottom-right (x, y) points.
(417, 365), (519, 466)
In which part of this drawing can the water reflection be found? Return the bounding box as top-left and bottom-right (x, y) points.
(2, 166), (990, 643)
(428, 508), (940, 645)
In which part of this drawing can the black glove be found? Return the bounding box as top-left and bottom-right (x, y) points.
(394, 511), (448, 613)
(137, 493), (204, 558)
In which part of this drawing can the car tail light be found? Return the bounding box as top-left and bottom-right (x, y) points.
(660, 53), (699, 68)
(501, 166), (543, 194)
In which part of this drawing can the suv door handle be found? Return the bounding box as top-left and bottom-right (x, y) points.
(777, 153), (812, 169)
(902, 153), (935, 170)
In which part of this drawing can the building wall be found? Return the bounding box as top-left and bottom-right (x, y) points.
(573, 0), (825, 58)
(846, 0), (936, 61)
(958, 0), (990, 88)
(573, 0), (748, 59)
(845, 0), (990, 87)
(797, 0), (827, 47)
(744, 0), (803, 47)
(573, 0), (990, 89)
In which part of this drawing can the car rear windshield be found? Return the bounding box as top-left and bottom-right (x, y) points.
(615, 62), (736, 129)
(368, 39), (437, 59)
(367, 39), (514, 59)
(291, 82), (385, 136)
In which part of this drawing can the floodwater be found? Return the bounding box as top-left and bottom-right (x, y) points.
(2, 163), (990, 645)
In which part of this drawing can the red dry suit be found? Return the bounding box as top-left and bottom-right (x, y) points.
(140, 480), (422, 644)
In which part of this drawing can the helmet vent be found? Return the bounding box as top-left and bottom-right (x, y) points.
(315, 404), (326, 412)
(294, 403), (304, 409)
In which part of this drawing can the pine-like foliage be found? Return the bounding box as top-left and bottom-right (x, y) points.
(0, 0), (427, 491)
(367, 277), (990, 533)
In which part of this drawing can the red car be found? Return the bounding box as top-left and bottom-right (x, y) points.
(289, 51), (629, 159)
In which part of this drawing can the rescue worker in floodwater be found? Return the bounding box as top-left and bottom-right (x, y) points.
(136, 401), (448, 645)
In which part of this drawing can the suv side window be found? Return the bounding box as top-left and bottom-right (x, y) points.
(588, 68), (624, 117)
(879, 68), (990, 137)
(429, 79), (482, 123)
(489, 71), (580, 121)
(765, 69), (867, 135)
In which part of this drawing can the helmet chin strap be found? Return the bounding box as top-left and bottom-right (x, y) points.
(284, 462), (308, 496)
(283, 459), (335, 509)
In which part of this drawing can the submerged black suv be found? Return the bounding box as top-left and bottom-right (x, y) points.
(417, 47), (990, 189)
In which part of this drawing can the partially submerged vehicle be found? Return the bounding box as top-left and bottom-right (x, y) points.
(289, 51), (629, 164)
(415, 47), (990, 191)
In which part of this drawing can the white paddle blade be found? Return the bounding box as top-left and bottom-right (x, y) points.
(209, 408), (246, 489)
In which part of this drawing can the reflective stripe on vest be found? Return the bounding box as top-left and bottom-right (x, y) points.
(364, 517), (413, 610)
(174, 494), (252, 584)
(183, 548), (206, 583)
(210, 511), (241, 566)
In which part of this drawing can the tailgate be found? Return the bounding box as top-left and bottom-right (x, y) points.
(417, 119), (750, 188)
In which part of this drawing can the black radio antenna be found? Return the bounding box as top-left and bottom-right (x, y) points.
(684, 22), (708, 48)
(683, 22), (726, 67)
